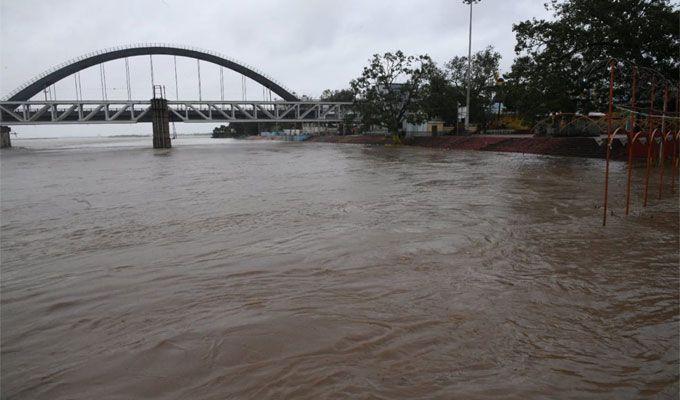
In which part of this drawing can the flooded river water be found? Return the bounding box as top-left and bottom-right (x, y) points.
(1, 136), (678, 399)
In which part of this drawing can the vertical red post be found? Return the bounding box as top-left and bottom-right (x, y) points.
(658, 84), (668, 199)
(676, 82), (680, 191)
(673, 131), (679, 194)
(625, 66), (637, 216)
(603, 61), (615, 226)
(672, 141), (677, 194)
(643, 78), (656, 207)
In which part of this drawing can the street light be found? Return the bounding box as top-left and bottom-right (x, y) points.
(495, 77), (504, 125)
(462, 0), (481, 133)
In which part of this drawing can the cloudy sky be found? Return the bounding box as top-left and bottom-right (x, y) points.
(0, 0), (551, 136)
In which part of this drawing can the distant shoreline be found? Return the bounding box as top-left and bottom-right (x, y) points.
(308, 134), (632, 161)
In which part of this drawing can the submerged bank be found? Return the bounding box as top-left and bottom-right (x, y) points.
(309, 135), (631, 160)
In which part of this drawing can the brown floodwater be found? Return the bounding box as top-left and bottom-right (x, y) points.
(1, 136), (678, 399)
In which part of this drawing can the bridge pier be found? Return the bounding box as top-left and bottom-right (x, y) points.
(1, 126), (11, 148)
(151, 98), (171, 148)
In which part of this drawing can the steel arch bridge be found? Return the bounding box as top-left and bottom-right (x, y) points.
(0, 43), (352, 125)
(3, 43), (298, 102)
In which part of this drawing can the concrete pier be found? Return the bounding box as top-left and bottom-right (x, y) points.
(151, 98), (171, 148)
(1, 126), (11, 148)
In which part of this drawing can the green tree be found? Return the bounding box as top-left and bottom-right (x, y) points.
(212, 125), (234, 138)
(320, 89), (355, 102)
(350, 51), (435, 142)
(505, 0), (679, 123)
(446, 46), (502, 130)
(423, 66), (461, 125)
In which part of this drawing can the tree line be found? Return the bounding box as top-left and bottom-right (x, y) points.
(322, 0), (678, 137)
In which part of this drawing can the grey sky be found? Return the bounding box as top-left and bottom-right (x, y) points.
(0, 0), (550, 136)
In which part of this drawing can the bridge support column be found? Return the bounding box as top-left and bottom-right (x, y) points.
(150, 98), (171, 148)
(1, 126), (11, 148)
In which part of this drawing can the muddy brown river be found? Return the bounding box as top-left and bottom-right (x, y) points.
(1, 137), (678, 399)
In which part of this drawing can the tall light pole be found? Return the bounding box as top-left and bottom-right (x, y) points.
(463, 0), (480, 132)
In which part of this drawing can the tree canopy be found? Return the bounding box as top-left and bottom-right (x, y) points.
(422, 66), (460, 125)
(345, 0), (678, 132)
(350, 51), (435, 137)
(320, 89), (355, 102)
(504, 0), (679, 122)
(446, 46), (502, 127)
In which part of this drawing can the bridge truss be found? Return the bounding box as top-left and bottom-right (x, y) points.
(0, 100), (353, 125)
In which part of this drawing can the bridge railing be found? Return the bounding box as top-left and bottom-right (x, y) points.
(0, 100), (354, 124)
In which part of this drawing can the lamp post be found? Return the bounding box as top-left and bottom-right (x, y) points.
(496, 77), (504, 125)
(463, 0), (481, 133)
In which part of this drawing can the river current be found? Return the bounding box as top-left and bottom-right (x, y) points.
(1, 136), (678, 399)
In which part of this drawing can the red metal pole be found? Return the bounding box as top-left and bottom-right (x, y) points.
(626, 139), (634, 215)
(643, 78), (656, 207)
(630, 66), (637, 131)
(672, 135), (678, 194)
(675, 83), (679, 192)
(673, 130), (679, 194)
(625, 66), (637, 216)
(676, 82), (680, 190)
(603, 61), (615, 226)
(674, 131), (680, 193)
(658, 132), (666, 199)
(658, 84), (668, 199)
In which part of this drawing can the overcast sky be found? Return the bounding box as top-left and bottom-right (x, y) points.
(0, 0), (551, 136)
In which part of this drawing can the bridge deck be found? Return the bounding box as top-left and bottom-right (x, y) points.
(0, 100), (353, 125)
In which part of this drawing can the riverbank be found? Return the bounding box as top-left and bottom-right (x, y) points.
(309, 135), (630, 160)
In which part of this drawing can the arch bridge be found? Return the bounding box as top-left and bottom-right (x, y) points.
(0, 44), (352, 147)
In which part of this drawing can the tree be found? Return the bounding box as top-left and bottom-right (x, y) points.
(422, 66), (461, 125)
(445, 46), (502, 130)
(320, 89), (355, 102)
(212, 125), (234, 138)
(505, 0), (679, 123)
(350, 51), (435, 141)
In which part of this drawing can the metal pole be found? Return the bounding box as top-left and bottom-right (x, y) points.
(673, 130), (679, 194)
(626, 135), (637, 216)
(174, 56), (179, 100)
(643, 78), (656, 207)
(465, 1), (473, 132)
(197, 59), (202, 101)
(100, 64), (106, 100)
(102, 64), (107, 100)
(659, 84), (668, 198)
(74, 74), (79, 101)
(220, 67), (224, 102)
(150, 55), (155, 96)
(625, 66), (637, 216)
(77, 72), (83, 100)
(603, 61), (615, 226)
(125, 58), (132, 100)
(675, 83), (680, 193)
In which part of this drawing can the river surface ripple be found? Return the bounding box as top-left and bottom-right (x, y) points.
(1, 137), (678, 399)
